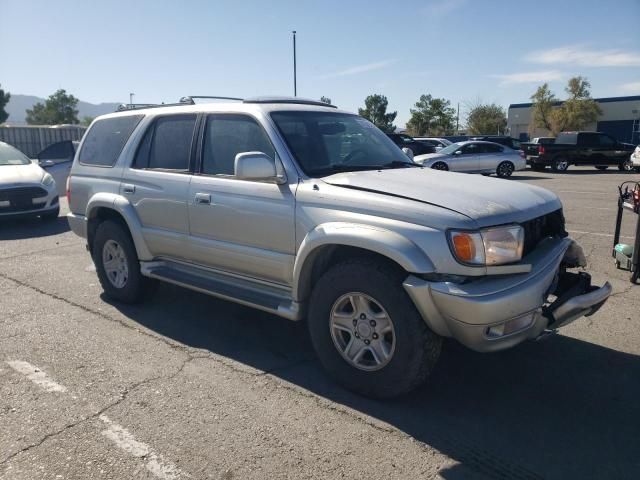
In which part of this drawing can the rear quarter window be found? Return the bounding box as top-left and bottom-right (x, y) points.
(555, 133), (578, 145)
(78, 115), (143, 166)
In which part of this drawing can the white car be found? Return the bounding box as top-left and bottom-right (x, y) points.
(414, 140), (526, 178)
(0, 141), (59, 220)
(630, 145), (640, 172)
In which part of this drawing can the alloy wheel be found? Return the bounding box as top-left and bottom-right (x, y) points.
(102, 240), (129, 289)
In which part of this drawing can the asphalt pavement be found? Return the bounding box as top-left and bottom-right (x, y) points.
(1, 167), (639, 480)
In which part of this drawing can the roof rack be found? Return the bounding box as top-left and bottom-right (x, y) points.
(116, 103), (186, 112)
(243, 96), (337, 108)
(179, 95), (244, 104)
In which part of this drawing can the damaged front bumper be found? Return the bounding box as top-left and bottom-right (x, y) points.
(404, 237), (612, 352)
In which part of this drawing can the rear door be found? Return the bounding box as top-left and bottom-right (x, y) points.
(122, 114), (197, 260)
(476, 143), (504, 171)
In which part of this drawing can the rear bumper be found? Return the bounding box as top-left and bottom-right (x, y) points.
(67, 212), (87, 238)
(404, 237), (611, 352)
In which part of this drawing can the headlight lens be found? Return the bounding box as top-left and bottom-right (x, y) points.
(42, 173), (55, 186)
(449, 225), (524, 265)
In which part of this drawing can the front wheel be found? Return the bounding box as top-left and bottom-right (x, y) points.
(619, 159), (635, 172)
(307, 259), (442, 398)
(431, 161), (449, 171)
(551, 157), (569, 172)
(496, 161), (515, 178)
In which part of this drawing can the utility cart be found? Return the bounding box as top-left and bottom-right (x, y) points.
(613, 181), (640, 284)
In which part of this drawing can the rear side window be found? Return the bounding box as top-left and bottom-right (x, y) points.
(484, 143), (503, 153)
(79, 115), (143, 166)
(134, 115), (197, 171)
(556, 133), (578, 145)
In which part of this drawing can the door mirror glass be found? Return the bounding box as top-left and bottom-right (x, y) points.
(235, 152), (285, 183)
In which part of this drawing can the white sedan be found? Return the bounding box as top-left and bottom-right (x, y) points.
(0, 141), (59, 220)
(413, 140), (526, 178)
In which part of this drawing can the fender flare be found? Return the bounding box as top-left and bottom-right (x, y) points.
(292, 222), (435, 301)
(86, 193), (153, 260)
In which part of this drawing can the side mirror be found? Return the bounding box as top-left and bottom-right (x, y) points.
(401, 147), (414, 159)
(235, 152), (286, 184)
(40, 159), (55, 168)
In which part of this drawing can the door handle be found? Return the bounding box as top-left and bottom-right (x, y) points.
(123, 184), (135, 194)
(194, 193), (211, 205)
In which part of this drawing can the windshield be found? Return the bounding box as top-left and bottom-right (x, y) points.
(270, 111), (412, 176)
(438, 142), (463, 155)
(0, 143), (31, 166)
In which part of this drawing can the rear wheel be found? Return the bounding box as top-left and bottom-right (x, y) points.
(496, 161), (515, 178)
(431, 161), (449, 171)
(93, 220), (151, 304)
(595, 166), (608, 171)
(307, 259), (442, 398)
(551, 157), (569, 172)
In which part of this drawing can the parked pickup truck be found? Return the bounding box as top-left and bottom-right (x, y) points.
(67, 98), (612, 398)
(523, 131), (636, 172)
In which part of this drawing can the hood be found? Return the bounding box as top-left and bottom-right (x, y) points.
(0, 162), (46, 186)
(322, 168), (562, 227)
(414, 152), (448, 164)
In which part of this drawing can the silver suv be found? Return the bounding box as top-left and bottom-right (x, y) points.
(67, 97), (611, 398)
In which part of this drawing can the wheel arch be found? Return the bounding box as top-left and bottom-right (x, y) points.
(293, 223), (435, 302)
(86, 193), (152, 260)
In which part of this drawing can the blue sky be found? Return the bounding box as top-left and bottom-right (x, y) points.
(3, 0), (639, 126)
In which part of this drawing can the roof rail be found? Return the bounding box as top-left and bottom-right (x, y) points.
(243, 96), (337, 108)
(116, 103), (187, 112)
(179, 96), (244, 104)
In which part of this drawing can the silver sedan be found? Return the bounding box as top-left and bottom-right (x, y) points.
(414, 140), (526, 178)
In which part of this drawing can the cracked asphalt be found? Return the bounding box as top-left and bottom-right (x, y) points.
(1, 167), (639, 479)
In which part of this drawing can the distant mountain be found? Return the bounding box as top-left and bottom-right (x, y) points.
(4, 94), (121, 125)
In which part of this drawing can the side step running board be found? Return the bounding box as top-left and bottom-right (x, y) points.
(141, 261), (302, 321)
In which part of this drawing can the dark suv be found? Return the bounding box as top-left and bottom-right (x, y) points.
(386, 133), (436, 156)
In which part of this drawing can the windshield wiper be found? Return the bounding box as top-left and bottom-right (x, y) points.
(381, 160), (423, 169)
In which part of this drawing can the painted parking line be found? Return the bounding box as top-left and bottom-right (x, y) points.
(568, 230), (635, 239)
(6, 359), (188, 479)
(99, 415), (188, 480)
(7, 360), (68, 393)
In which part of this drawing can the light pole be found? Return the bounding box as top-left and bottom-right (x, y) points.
(292, 31), (297, 97)
(129, 93), (135, 106)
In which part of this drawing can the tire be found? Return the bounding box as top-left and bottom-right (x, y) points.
(40, 205), (60, 221)
(619, 159), (634, 172)
(595, 166), (608, 171)
(632, 269), (639, 285)
(307, 259), (442, 399)
(496, 161), (515, 178)
(93, 220), (150, 304)
(551, 156), (569, 172)
(531, 164), (546, 172)
(431, 161), (449, 171)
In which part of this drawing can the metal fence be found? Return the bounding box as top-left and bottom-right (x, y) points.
(0, 125), (87, 158)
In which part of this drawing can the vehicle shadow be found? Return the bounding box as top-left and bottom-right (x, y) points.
(107, 284), (640, 480)
(0, 216), (70, 240)
(510, 174), (553, 181)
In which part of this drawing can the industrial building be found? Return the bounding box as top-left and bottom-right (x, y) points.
(508, 95), (640, 144)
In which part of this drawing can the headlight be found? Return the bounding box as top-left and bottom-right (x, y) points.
(42, 173), (55, 186)
(449, 225), (524, 265)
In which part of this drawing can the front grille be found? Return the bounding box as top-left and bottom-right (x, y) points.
(0, 186), (49, 213)
(521, 209), (567, 256)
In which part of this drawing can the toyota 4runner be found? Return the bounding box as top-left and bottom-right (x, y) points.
(67, 96), (612, 398)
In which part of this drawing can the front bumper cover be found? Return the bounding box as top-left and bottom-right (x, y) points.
(404, 237), (611, 352)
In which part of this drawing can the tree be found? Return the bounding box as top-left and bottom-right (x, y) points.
(529, 76), (601, 135)
(0, 84), (10, 124)
(466, 103), (507, 135)
(358, 94), (397, 133)
(530, 83), (557, 133)
(25, 89), (79, 125)
(406, 94), (456, 136)
(320, 96), (332, 105)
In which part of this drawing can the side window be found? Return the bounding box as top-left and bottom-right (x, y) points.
(485, 144), (503, 153)
(79, 115), (143, 166)
(202, 114), (275, 176)
(578, 133), (598, 147)
(134, 115), (196, 170)
(598, 135), (616, 147)
(461, 143), (480, 154)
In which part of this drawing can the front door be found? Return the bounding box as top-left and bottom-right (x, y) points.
(187, 113), (296, 285)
